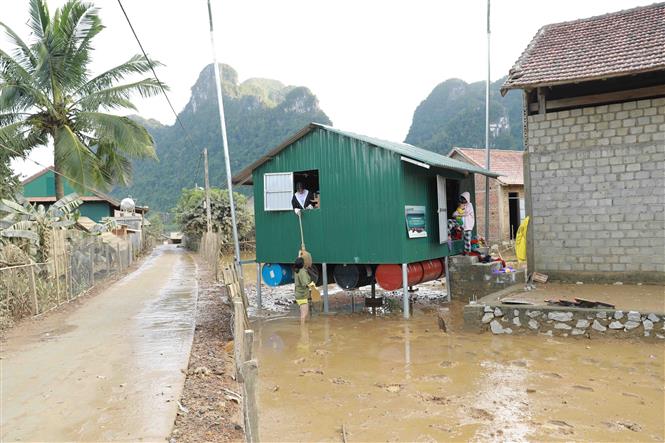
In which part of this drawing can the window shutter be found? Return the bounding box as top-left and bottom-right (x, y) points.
(264, 172), (293, 211)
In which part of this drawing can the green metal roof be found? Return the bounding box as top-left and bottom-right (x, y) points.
(232, 123), (500, 185)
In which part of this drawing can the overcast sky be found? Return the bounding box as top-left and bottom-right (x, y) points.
(4, 0), (653, 177)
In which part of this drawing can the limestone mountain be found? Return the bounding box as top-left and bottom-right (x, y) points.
(405, 76), (524, 154)
(116, 64), (331, 211)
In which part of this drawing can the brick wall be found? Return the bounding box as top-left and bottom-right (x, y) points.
(473, 174), (502, 242)
(526, 97), (665, 282)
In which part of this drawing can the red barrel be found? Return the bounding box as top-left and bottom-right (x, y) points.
(375, 259), (444, 291)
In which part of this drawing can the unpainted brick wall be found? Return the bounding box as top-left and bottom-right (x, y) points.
(526, 97), (665, 281)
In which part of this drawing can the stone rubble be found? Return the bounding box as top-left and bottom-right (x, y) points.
(575, 319), (590, 329)
(481, 313), (494, 324)
(513, 317), (522, 327)
(554, 322), (572, 330)
(643, 319), (654, 331)
(647, 313), (659, 322)
(627, 311), (641, 322)
(528, 319), (539, 330)
(609, 321), (624, 329)
(624, 321), (640, 330)
(614, 311), (624, 320)
(592, 320), (607, 332)
(490, 320), (504, 334)
(493, 308), (503, 317)
(548, 312), (573, 322)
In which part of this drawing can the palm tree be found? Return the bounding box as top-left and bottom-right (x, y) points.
(0, 0), (164, 200)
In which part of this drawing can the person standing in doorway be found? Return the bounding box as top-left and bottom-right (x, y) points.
(292, 182), (315, 210)
(293, 257), (311, 322)
(453, 192), (475, 253)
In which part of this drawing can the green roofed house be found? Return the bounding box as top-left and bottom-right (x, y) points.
(21, 167), (147, 222)
(233, 123), (498, 315)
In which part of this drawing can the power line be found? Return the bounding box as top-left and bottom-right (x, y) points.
(116, 0), (206, 187)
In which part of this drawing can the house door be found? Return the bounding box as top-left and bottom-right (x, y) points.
(509, 192), (521, 239)
(436, 175), (447, 244)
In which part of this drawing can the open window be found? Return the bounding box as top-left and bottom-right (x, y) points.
(264, 170), (320, 211)
(293, 169), (320, 210)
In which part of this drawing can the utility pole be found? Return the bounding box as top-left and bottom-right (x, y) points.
(203, 148), (212, 233)
(207, 0), (242, 275)
(484, 0), (491, 246)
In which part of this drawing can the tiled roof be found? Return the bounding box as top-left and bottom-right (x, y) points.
(502, 3), (665, 92)
(449, 148), (524, 185)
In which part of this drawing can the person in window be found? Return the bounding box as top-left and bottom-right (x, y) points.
(292, 182), (315, 210)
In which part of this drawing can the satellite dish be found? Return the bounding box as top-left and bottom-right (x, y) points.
(120, 197), (135, 212)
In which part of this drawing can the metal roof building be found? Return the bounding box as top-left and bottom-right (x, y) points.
(233, 123), (498, 266)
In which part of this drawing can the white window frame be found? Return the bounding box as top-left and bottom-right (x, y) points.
(264, 172), (294, 211)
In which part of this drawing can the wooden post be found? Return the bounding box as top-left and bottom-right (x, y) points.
(243, 329), (254, 362)
(240, 359), (260, 443)
(89, 244), (95, 286)
(234, 300), (244, 379)
(29, 265), (39, 315)
(53, 255), (61, 304)
(116, 243), (122, 271)
(106, 244), (111, 276)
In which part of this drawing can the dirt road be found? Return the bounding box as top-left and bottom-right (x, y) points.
(1, 245), (197, 442)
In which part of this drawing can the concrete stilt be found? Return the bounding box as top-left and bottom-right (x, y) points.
(444, 256), (452, 302)
(402, 263), (409, 319)
(322, 263), (329, 314)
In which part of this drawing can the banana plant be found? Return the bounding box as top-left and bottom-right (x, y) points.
(0, 193), (82, 262)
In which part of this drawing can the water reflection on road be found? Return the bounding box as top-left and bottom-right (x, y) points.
(254, 303), (664, 442)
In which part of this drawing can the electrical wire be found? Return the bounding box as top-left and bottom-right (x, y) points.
(116, 0), (204, 185)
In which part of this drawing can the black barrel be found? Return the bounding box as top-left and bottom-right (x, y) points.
(333, 264), (374, 289)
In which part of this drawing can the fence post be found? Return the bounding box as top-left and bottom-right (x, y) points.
(53, 258), (61, 304)
(243, 329), (254, 362)
(29, 265), (39, 315)
(106, 243), (111, 276)
(89, 243), (95, 286)
(234, 300), (244, 380)
(241, 359), (260, 443)
(116, 243), (122, 272)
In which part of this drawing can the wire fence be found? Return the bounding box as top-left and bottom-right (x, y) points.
(199, 232), (255, 280)
(0, 229), (155, 329)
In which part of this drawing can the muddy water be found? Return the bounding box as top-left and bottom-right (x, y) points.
(1, 245), (197, 442)
(255, 303), (665, 442)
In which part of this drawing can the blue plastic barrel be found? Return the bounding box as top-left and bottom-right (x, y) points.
(262, 263), (294, 286)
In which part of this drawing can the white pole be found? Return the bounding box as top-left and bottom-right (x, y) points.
(402, 263), (409, 319)
(207, 0), (242, 276)
(203, 148), (212, 233)
(322, 263), (329, 314)
(484, 0), (491, 245)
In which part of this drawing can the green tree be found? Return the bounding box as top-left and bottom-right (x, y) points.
(0, 0), (163, 200)
(173, 187), (254, 245)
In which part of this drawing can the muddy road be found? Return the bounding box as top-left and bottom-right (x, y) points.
(255, 303), (665, 442)
(1, 245), (197, 442)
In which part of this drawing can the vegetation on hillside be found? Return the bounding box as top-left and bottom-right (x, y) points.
(115, 64), (332, 212)
(0, 0), (161, 199)
(405, 76), (524, 154)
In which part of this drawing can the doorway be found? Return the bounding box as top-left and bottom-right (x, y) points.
(508, 192), (520, 239)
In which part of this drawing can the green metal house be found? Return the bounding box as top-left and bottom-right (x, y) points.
(21, 167), (147, 222)
(233, 123), (498, 314)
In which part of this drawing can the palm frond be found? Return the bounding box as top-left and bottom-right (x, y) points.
(0, 197), (34, 217)
(0, 22), (37, 70)
(94, 142), (133, 187)
(28, 0), (50, 41)
(53, 125), (99, 193)
(75, 78), (164, 111)
(76, 54), (162, 96)
(77, 112), (156, 159)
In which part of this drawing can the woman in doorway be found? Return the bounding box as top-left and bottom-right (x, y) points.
(293, 256), (311, 322)
(453, 192), (475, 253)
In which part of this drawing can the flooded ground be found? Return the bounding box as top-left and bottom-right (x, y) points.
(254, 301), (665, 442)
(1, 245), (197, 442)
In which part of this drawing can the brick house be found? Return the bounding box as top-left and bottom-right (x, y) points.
(501, 3), (665, 283)
(448, 148), (524, 242)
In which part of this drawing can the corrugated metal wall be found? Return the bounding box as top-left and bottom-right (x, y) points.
(253, 128), (476, 265)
